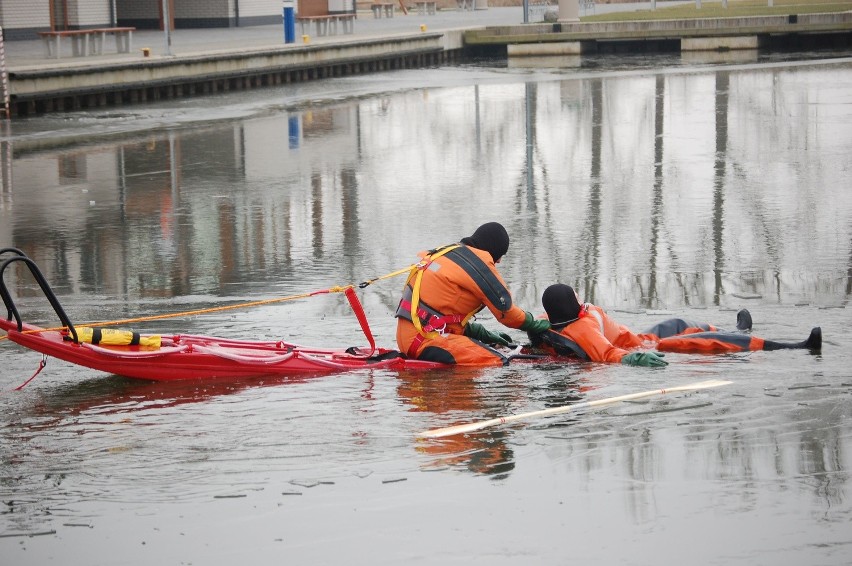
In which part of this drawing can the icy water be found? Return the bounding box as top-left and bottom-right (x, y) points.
(1, 51), (851, 565)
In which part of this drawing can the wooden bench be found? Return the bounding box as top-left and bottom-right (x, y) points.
(370, 3), (395, 18)
(296, 14), (355, 37)
(38, 27), (135, 59)
(414, 0), (437, 14)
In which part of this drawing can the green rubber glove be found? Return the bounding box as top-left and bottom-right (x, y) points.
(464, 322), (513, 347)
(519, 311), (551, 334)
(621, 351), (668, 367)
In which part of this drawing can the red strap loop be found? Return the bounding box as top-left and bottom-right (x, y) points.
(0, 355), (48, 396)
(344, 287), (376, 357)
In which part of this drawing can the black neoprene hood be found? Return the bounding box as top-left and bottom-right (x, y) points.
(542, 283), (582, 328)
(461, 222), (510, 262)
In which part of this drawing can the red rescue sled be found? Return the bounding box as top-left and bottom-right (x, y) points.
(0, 318), (446, 381)
(1, 248), (457, 381)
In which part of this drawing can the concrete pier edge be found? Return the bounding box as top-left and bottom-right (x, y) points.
(3, 9), (851, 116)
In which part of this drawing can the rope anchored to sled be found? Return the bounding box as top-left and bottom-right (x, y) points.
(1, 285), (357, 341)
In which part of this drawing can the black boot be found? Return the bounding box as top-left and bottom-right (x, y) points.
(804, 327), (822, 351)
(762, 327), (822, 352)
(736, 309), (752, 331)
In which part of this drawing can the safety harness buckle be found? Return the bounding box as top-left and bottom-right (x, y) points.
(428, 321), (447, 336)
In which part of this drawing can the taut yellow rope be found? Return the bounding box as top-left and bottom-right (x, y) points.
(1, 285), (353, 339)
(1, 260), (419, 341)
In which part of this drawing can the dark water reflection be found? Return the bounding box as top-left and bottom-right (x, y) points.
(1, 53), (851, 564)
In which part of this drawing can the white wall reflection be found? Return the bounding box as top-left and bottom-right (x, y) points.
(1, 59), (850, 314)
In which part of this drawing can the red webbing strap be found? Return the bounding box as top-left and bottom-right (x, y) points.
(0, 355), (47, 396)
(398, 299), (465, 330)
(16, 356), (47, 389)
(344, 286), (376, 357)
(406, 333), (425, 359)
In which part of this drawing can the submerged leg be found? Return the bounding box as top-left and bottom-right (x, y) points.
(657, 327), (821, 354)
(641, 318), (714, 339)
(642, 308), (752, 341)
(762, 327), (822, 352)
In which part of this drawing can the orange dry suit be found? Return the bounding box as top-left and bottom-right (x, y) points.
(535, 304), (769, 362)
(395, 244), (528, 366)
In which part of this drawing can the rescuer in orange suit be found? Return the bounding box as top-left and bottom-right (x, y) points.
(395, 222), (551, 366)
(530, 283), (821, 366)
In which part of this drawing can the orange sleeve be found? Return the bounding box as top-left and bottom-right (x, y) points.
(483, 265), (528, 328)
(608, 322), (644, 349)
(452, 247), (527, 329)
(474, 259), (528, 329)
(494, 303), (529, 329)
(563, 316), (628, 363)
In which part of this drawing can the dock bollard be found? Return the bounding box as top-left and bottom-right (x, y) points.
(420, 24), (427, 32)
(303, 35), (310, 44)
(141, 47), (151, 57)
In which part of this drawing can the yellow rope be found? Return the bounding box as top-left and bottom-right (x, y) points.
(358, 263), (418, 288)
(1, 285), (354, 339)
(0, 260), (418, 341)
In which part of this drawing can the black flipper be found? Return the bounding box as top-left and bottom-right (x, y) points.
(736, 309), (753, 332)
(803, 327), (822, 351)
(762, 327), (821, 352)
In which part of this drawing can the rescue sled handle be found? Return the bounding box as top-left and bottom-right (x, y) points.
(0, 253), (79, 343)
(0, 248), (26, 323)
(2, 243), (417, 338)
(418, 379), (734, 438)
(0, 249), (380, 351)
(0, 247), (373, 342)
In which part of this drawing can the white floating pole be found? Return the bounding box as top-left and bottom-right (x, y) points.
(419, 379), (733, 438)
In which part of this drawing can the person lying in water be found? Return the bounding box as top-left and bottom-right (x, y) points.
(527, 283), (822, 367)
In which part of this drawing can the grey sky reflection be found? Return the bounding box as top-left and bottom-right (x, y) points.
(3, 59), (850, 313)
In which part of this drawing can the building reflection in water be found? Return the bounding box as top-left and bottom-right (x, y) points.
(0, 61), (849, 311)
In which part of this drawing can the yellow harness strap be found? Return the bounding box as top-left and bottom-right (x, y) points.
(407, 245), (478, 339)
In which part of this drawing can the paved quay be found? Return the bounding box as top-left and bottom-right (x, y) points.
(2, 4), (659, 71)
(2, 7), (529, 70)
(3, 3), (848, 116)
(1, 7), (538, 115)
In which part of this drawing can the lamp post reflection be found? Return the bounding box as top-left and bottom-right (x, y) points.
(713, 71), (729, 306)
